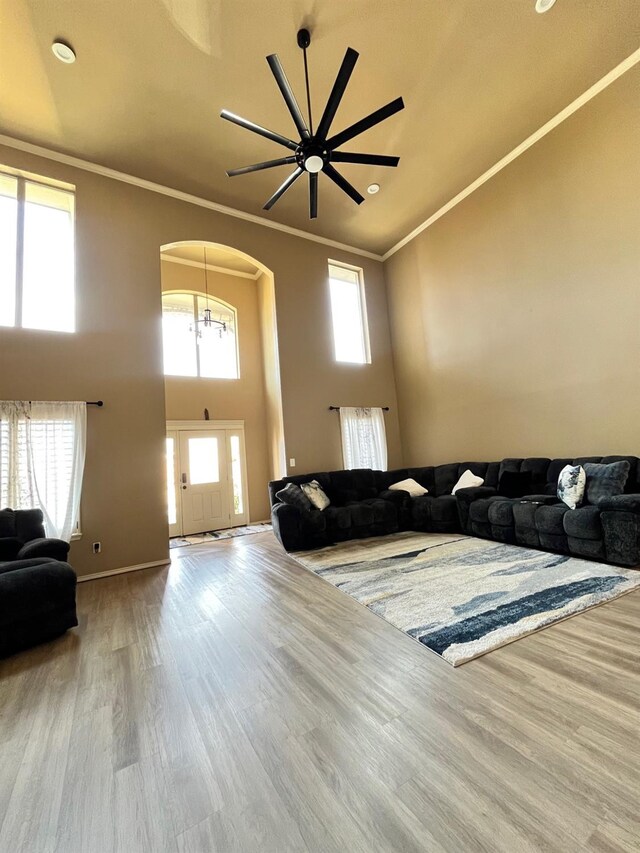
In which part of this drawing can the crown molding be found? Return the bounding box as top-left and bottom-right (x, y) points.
(3, 45), (638, 267)
(161, 252), (260, 280)
(382, 46), (640, 261)
(0, 134), (384, 261)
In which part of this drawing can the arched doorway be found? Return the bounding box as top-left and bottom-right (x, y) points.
(159, 241), (285, 539)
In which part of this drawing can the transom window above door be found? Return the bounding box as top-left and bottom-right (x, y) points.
(162, 291), (238, 378)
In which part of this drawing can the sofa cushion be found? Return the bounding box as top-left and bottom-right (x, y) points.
(389, 478), (428, 497)
(498, 471), (533, 498)
(301, 480), (331, 510)
(434, 464), (459, 497)
(452, 469), (484, 494)
(488, 499), (516, 527)
(430, 495), (459, 524)
(557, 465), (586, 509)
(601, 456), (640, 493)
(407, 467), (436, 493)
(346, 502), (374, 527)
(360, 498), (396, 525)
(324, 506), (352, 530)
(374, 468), (409, 491)
(276, 483), (313, 512)
(563, 506), (602, 540)
(583, 461), (630, 505)
(328, 469), (377, 504)
(536, 504), (570, 535)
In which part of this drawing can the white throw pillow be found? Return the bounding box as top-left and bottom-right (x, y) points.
(557, 464), (586, 509)
(300, 480), (331, 510)
(389, 478), (428, 497)
(452, 469), (484, 494)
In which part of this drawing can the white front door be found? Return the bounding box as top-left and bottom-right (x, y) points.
(178, 430), (230, 535)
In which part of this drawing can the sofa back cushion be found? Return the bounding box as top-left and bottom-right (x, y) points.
(583, 461), (631, 504)
(0, 508), (46, 542)
(328, 469), (377, 504)
(374, 468), (409, 492)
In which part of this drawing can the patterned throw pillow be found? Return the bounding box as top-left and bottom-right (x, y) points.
(557, 464), (586, 509)
(301, 480), (331, 510)
(389, 478), (428, 497)
(583, 461), (630, 504)
(275, 483), (313, 512)
(452, 470), (484, 495)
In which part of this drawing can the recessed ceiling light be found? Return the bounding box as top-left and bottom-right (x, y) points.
(367, 183), (380, 195)
(535, 0), (557, 13)
(52, 41), (76, 63)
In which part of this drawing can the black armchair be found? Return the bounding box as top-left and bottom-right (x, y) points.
(0, 557), (78, 657)
(0, 508), (70, 563)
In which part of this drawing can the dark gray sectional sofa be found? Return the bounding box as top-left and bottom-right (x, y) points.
(268, 455), (640, 568)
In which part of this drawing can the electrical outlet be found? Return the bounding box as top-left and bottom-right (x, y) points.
(289, 458), (296, 468)
(92, 541), (101, 554)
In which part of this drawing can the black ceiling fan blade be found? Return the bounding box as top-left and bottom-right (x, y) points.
(322, 163), (364, 205)
(266, 54), (310, 140)
(315, 47), (359, 141)
(220, 109), (298, 151)
(226, 156), (297, 177)
(309, 172), (318, 219)
(263, 167), (304, 210)
(325, 97), (405, 150)
(331, 152), (400, 167)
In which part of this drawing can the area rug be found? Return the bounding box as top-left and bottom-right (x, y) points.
(291, 532), (640, 666)
(170, 522), (272, 549)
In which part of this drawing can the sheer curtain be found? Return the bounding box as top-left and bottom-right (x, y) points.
(0, 401), (86, 540)
(339, 407), (388, 470)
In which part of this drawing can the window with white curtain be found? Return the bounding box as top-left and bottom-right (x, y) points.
(0, 401), (86, 541)
(0, 168), (75, 332)
(339, 407), (387, 470)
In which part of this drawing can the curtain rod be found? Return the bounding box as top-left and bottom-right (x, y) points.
(329, 405), (389, 411)
(26, 400), (104, 406)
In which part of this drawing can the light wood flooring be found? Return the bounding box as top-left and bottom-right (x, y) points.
(1, 531), (639, 853)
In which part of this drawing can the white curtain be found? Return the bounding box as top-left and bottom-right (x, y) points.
(0, 401), (86, 541)
(339, 407), (388, 470)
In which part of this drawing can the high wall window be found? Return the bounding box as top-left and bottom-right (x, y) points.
(328, 261), (370, 364)
(162, 291), (238, 378)
(0, 168), (75, 332)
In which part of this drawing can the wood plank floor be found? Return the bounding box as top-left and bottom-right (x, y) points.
(1, 531), (639, 853)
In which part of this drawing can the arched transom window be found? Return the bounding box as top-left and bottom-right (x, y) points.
(162, 291), (238, 379)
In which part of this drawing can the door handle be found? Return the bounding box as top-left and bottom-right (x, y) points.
(181, 472), (187, 489)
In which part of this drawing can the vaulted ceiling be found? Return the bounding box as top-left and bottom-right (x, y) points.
(2, 0), (638, 254)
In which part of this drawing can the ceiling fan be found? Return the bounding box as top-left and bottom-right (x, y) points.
(221, 28), (404, 219)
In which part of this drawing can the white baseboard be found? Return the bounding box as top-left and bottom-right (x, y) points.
(77, 559), (170, 583)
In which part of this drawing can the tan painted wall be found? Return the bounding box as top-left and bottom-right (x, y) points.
(0, 143), (401, 576)
(161, 261), (271, 521)
(385, 68), (640, 465)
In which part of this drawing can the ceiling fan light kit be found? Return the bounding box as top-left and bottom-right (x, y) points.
(221, 28), (404, 219)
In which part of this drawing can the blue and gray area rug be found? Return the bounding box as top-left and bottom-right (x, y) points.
(292, 532), (640, 666)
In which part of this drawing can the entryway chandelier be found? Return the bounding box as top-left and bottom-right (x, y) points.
(190, 247), (227, 338)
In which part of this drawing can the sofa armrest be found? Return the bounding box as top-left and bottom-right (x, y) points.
(17, 537), (70, 562)
(455, 486), (497, 502)
(271, 502), (328, 552)
(0, 537), (22, 561)
(596, 494), (640, 513)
